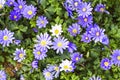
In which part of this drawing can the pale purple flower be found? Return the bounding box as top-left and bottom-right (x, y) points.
(89, 75), (101, 80)
(13, 48), (26, 62)
(111, 49), (120, 66)
(6, 0), (15, 6)
(31, 60), (38, 69)
(67, 42), (77, 53)
(52, 36), (69, 54)
(81, 32), (92, 43)
(68, 23), (81, 36)
(77, 2), (92, 18)
(77, 15), (93, 28)
(0, 70), (6, 80)
(0, 28), (14, 47)
(36, 16), (48, 28)
(43, 69), (54, 80)
(22, 5), (37, 19)
(34, 33), (52, 51)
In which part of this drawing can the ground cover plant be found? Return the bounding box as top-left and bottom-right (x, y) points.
(0, 0), (120, 80)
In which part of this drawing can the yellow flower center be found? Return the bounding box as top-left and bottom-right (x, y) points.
(41, 20), (44, 24)
(84, 18), (88, 22)
(72, 29), (77, 33)
(3, 36), (8, 40)
(54, 67), (59, 71)
(37, 51), (41, 55)
(40, 40), (46, 46)
(10, 2), (13, 5)
(85, 37), (89, 40)
(0, 4), (3, 9)
(19, 53), (24, 58)
(74, 2), (78, 6)
(96, 32), (100, 36)
(57, 42), (62, 47)
(14, 15), (17, 19)
(82, 8), (87, 12)
(46, 72), (51, 77)
(76, 57), (79, 61)
(19, 5), (22, 9)
(54, 29), (59, 34)
(63, 65), (69, 69)
(27, 10), (33, 15)
(117, 56), (120, 60)
(100, 8), (104, 12)
(104, 62), (109, 66)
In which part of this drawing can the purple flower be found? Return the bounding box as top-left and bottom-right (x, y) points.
(36, 16), (48, 28)
(31, 60), (38, 69)
(95, 4), (109, 14)
(20, 75), (25, 80)
(14, 0), (26, 13)
(32, 28), (38, 33)
(89, 75), (101, 80)
(86, 24), (98, 33)
(81, 32), (92, 43)
(33, 47), (47, 60)
(111, 49), (120, 66)
(100, 58), (112, 70)
(71, 52), (83, 63)
(68, 23), (81, 36)
(0, 28), (14, 47)
(13, 39), (21, 45)
(22, 5), (37, 19)
(43, 69), (54, 80)
(100, 35), (109, 45)
(77, 15), (93, 28)
(34, 33), (52, 51)
(9, 10), (21, 21)
(52, 36), (69, 54)
(6, 0), (15, 6)
(77, 2), (92, 18)
(47, 65), (60, 78)
(0, 70), (6, 80)
(89, 26), (105, 43)
(13, 48), (26, 62)
(67, 42), (77, 53)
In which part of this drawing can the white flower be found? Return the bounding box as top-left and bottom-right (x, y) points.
(50, 24), (63, 37)
(59, 59), (72, 72)
(0, 0), (6, 9)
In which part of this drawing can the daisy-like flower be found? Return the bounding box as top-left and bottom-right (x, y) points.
(68, 23), (81, 36)
(6, 0), (15, 6)
(77, 15), (93, 28)
(50, 24), (63, 37)
(22, 5), (37, 19)
(31, 60), (38, 69)
(67, 42), (77, 53)
(13, 48), (26, 62)
(111, 49), (120, 66)
(77, 2), (92, 18)
(100, 58), (112, 70)
(81, 32), (92, 43)
(0, 28), (14, 47)
(43, 69), (54, 80)
(95, 4), (109, 14)
(36, 16), (48, 28)
(33, 47), (47, 60)
(89, 26), (105, 43)
(0, 0), (6, 9)
(52, 36), (69, 54)
(86, 24), (98, 33)
(47, 65), (60, 78)
(71, 52), (83, 63)
(9, 10), (22, 21)
(14, 0), (26, 13)
(89, 75), (101, 80)
(59, 59), (73, 72)
(34, 33), (52, 51)
(100, 35), (109, 45)
(0, 70), (6, 80)
(13, 39), (21, 45)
